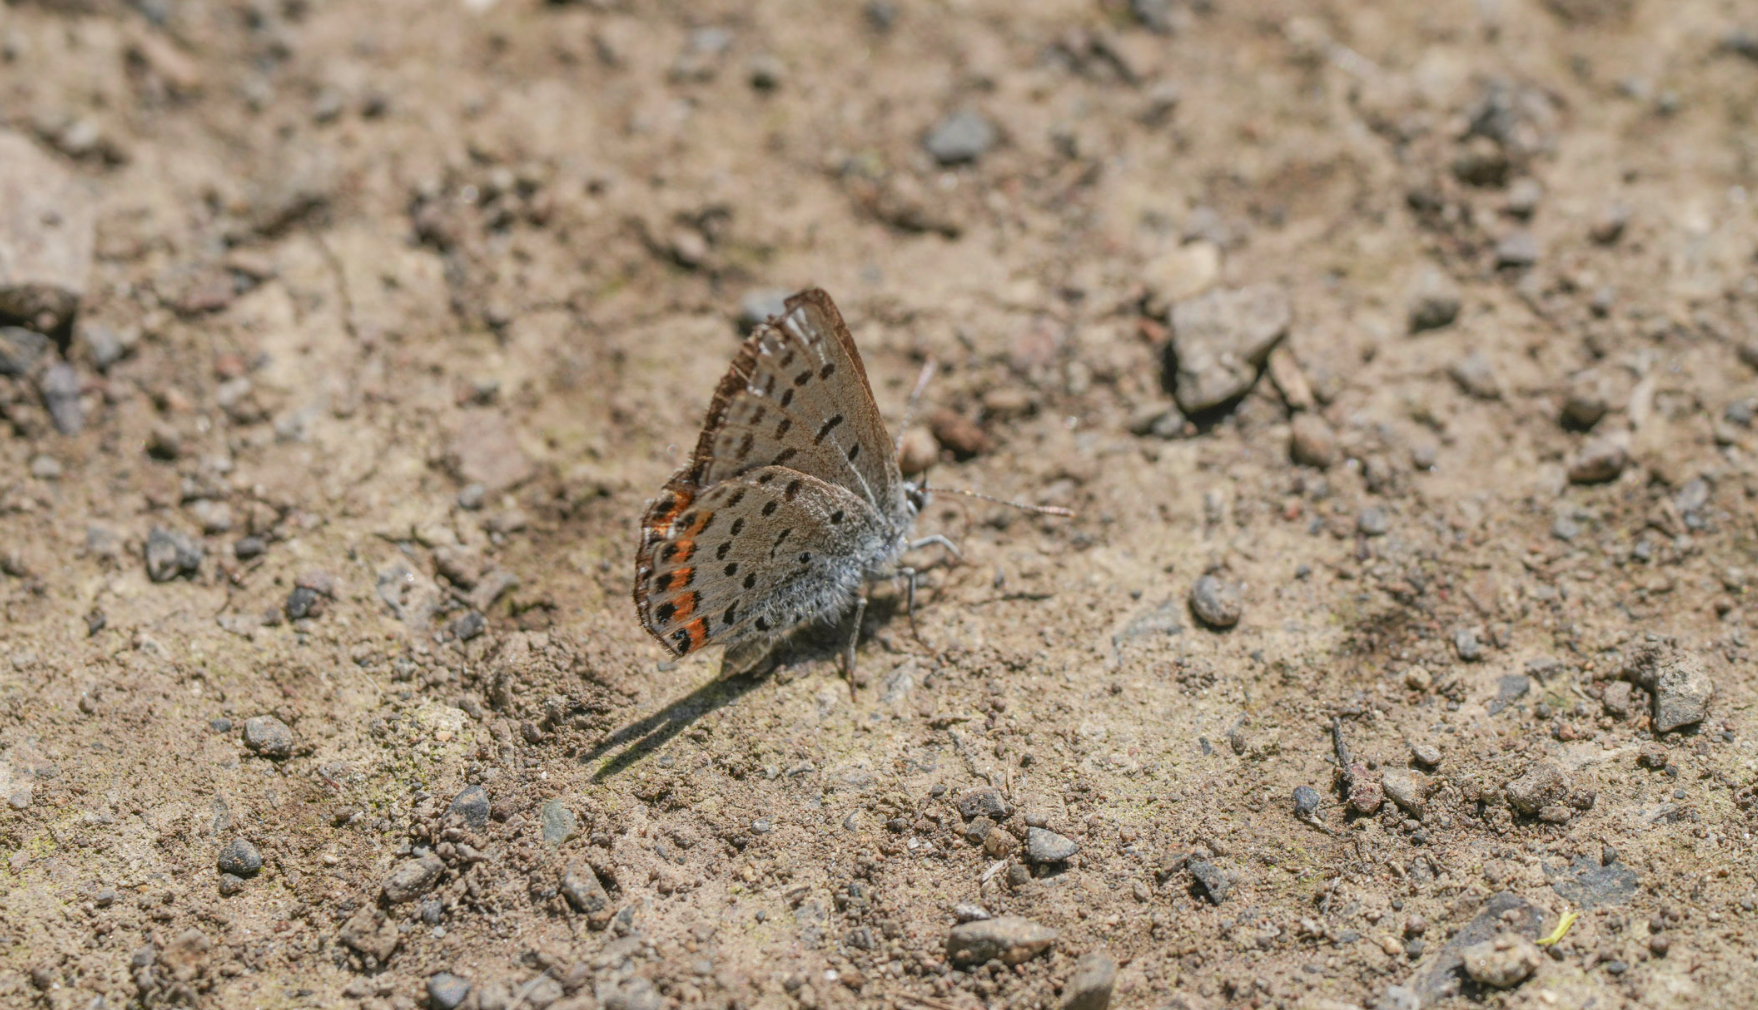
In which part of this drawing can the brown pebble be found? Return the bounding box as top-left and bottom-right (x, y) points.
(928, 409), (991, 459)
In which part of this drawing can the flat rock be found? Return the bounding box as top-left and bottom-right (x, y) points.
(0, 131), (95, 332)
(1289, 413), (1338, 468)
(1548, 854), (1638, 908)
(1567, 436), (1628, 484)
(1381, 768), (1430, 818)
(447, 412), (534, 494)
(1025, 827), (1079, 863)
(540, 798), (577, 845)
(447, 784), (490, 830)
(1166, 283), (1291, 413)
(955, 786), (1009, 821)
(561, 863), (615, 929)
(1407, 267), (1461, 333)
(145, 526), (203, 582)
(946, 915), (1057, 967)
(1187, 858), (1230, 904)
(924, 110), (998, 165)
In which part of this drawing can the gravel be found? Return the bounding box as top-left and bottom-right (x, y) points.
(448, 784), (490, 830)
(1407, 267), (1461, 333)
(1187, 858), (1231, 904)
(144, 527), (203, 582)
(1188, 574), (1242, 629)
(242, 715), (295, 759)
(1623, 645), (1715, 733)
(955, 787), (1009, 821)
(945, 915), (1057, 967)
(923, 110), (998, 164)
(1062, 951), (1117, 1010)
(382, 853), (445, 904)
(1024, 827), (1078, 864)
(427, 973), (472, 1010)
(1288, 413), (1337, 468)
(216, 837), (262, 877)
(1381, 768), (1429, 818)
(1165, 283), (1291, 413)
(0, 325), (49, 376)
(1292, 785), (1320, 816)
(1448, 351), (1500, 399)
(1504, 761), (1570, 815)
(561, 863), (614, 929)
(540, 799), (577, 845)
(1460, 935), (1541, 988)
(1567, 437), (1628, 484)
(39, 362), (83, 434)
(1494, 230), (1539, 268)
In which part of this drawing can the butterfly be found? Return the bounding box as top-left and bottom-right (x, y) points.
(633, 288), (952, 676)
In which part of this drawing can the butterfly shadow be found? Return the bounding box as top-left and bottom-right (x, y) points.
(583, 622), (863, 782)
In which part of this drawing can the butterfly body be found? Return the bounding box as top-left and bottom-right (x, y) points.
(634, 289), (920, 667)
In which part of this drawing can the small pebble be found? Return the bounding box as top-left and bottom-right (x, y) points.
(1409, 742), (1441, 767)
(242, 715), (295, 759)
(448, 785), (491, 830)
(1062, 951), (1118, 1010)
(945, 915), (1057, 966)
(217, 837), (262, 877)
(1025, 827), (1078, 864)
(1357, 507), (1389, 537)
(456, 483), (486, 510)
(1188, 574), (1243, 629)
(217, 873), (245, 896)
(1568, 437), (1628, 484)
(923, 110), (998, 165)
(1407, 267), (1461, 333)
(1448, 351), (1500, 399)
(1187, 858), (1231, 904)
(428, 972), (472, 1010)
(1292, 785), (1321, 816)
(1453, 627), (1483, 662)
(1289, 413), (1338, 468)
(1495, 230), (1539, 268)
(1461, 935), (1541, 988)
(1403, 666), (1432, 692)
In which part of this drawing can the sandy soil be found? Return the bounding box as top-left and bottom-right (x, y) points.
(2, 1), (1757, 1009)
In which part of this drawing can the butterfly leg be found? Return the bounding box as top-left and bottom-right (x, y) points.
(907, 534), (962, 562)
(842, 592), (869, 696)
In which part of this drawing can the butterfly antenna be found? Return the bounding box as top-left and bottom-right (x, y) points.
(929, 485), (1075, 518)
(894, 359), (938, 452)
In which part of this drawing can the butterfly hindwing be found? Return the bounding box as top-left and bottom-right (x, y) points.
(636, 467), (885, 656)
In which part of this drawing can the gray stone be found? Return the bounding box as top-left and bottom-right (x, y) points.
(1453, 626), (1483, 662)
(145, 526), (203, 582)
(1187, 859), (1230, 904)
(955, 786), (1009, 821)
(1166, 283), (1291, 413)
(1448, 351), (1500, 399)
(217, 873), (245, 896)
(216, 837), (262, 877)
(1062, 951), (1117, 1010)
(1486, 674), (1529, 714)
(1460, 935), (1541, 988)
(945, 915), (1057, 967)
(1188, 574), (1242, 629)
(1377, 986), (1420, 1010)
(382, 853), (445, 903)
(1407, 267), (1461, 333)
(0, 326), (49, 376)
(1601, 680), (1632, 719)
(1025, 827), (1078, 864)
(79, 322), (133, 371)
(1381, 768), (1429, 818)
(924, 110), (998, 165)
(0, 130), (96, 332)
(1292, 785), (1321, 816)
(540, 799), (577, 845)
(961, 815), (995, 846)
(1289, 413), (1337, 468)
(40, 362), (82, 433)
(953, 902), (991, 922)
(1504, 761), (1569, 815)
(1495, 230), (1539, 268)
(427, 973), (471, 1010)
(1624, 647), (1715, 733)
(1562, 372), (1609, 428)
(1567, 436), (1628, 484)
(561, 863), (614, 929)
(242, 715), (294, 759)
(448, 785), (490, 830)
(1409, 742), (1442, 767)
(1357, 507), (1389, 537)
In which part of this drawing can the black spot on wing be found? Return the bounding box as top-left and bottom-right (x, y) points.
(847, 443), (861, 461)
(743, 573), (756, 589)
(773, 448), (797, 466)
(784, 479), (801, 500)
(730, 518), (745, 535)
(793, 370), (812, 387)
(829, 509), (844, 524)
(819, 362), (836, 379)
(655, 602), (676, 623)
(716, 542), (731, 560)
(762, 501), (778, 517)
(724, 562), (738, 577)
(814, 414), (844, 444)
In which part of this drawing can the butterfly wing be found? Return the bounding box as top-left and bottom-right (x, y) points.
(634, 466), (888, 657)
(687, 288), (902, 511)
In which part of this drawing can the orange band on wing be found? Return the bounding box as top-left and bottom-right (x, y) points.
(671, 591), (697, 622)
(666, 567), (694, 592)
(683, 617), (707, 651)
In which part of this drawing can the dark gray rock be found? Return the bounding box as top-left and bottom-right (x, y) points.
(217, 837), (262, 877)
(382, 853), (445, 904)
(1187, 858), (1230, 904)
(427, 973), (471, 1010)
(1062, 950), (1118, 1010)
(924, 110), (998, 165)
(449, 610), (486, 641)
(1292, 785), (1321, 816)
(145, 527), (202, 582)
(1548, 854), (1638, 908)
(242, 715), (294, 759)
(1486, 674), (1529, 714)
(285, 586), (321, 620)
(1166, 283), (1291, 413)
(955, 786), (1009, 821)
(0, 130), (96, 332)
(1025, 827), (1078, 864)
(946, 915), (1057, 967)
(447, 784), (490, 830)
(1189, 574), (1242, 629)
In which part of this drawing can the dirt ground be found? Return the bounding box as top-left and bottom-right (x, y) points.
(3, 0), (1758, 1008)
